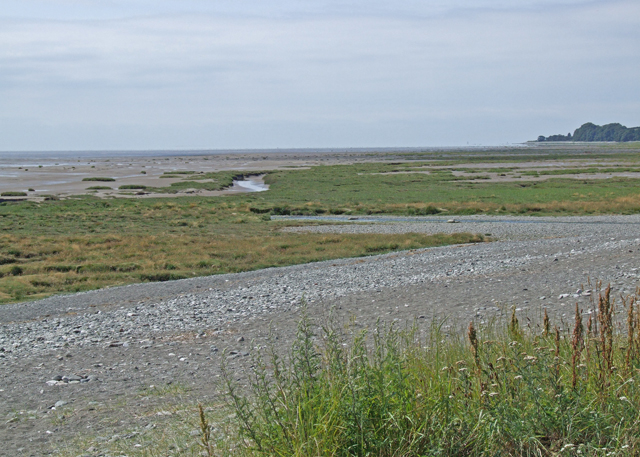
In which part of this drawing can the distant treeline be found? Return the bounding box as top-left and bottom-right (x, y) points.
(537, 122), (640, 142)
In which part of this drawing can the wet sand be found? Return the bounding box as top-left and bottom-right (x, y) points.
(2, 148), (639, 200)
(0, 150), (388, 200)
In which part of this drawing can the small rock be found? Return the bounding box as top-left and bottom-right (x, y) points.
(237, 336), (245, 342)
(54, 400), (67, 408)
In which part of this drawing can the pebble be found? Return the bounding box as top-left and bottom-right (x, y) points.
(3, 215), (640, 362)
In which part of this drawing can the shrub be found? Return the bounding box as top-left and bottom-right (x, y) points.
(0, 257), (17, 265)
(271, 206), (291, 215)
(139, 272), (186, 282)
(9, 265), (23, 276)
(82, 177), (115, 182)
(119, 185), (147, 190)
(249, 206), (272, 214)
(45, 265), (76, 273)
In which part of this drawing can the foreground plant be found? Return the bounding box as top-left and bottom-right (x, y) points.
(215, 286), (640, 456)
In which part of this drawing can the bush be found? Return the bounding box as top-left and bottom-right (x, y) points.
(140, 272), (186, 282)
(82, 177), (115, 182)
(0, 257), (17, 265)
(45, 265), (76, 273)
(249, 206), (272, 214)
(9, 265), (23, 276)
(76, 263), (141, 273)
(270, 206), (291, 215)
(119, 185), (147, 190)
(407, 205), (441, 215)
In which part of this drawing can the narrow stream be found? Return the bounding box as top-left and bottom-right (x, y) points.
(231, 175), (269, 192)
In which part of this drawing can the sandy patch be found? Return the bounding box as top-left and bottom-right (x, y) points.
(3, 149), (640, 199)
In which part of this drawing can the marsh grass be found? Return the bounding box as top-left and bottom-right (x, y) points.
(82, 177), (116, 182)
(213, 287), (640, 456)
(4, 147), (640, 303)
(150, 171), (246, 192)
(0, 232), (482, 303)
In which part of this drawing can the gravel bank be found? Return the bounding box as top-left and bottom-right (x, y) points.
(2, 215), (640, 455)
(278, 214), (640, 240)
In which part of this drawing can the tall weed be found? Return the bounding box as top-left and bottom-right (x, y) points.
(216, 288), (640, 456)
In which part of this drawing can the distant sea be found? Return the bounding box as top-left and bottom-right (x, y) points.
(0, 146), (513, 161)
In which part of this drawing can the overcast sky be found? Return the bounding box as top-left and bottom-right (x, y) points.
(1, 0), (638, 151)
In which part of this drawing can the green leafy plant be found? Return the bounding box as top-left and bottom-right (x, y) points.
(216, 286), (640, 456)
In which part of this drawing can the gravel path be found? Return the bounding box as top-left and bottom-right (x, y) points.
(2, 215), (640, 456)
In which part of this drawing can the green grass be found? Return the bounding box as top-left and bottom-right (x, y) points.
(251, 163), (640, 215)
(150, 171), (245, 192)
(0, 191), (28, 197)
(3, 146), (640, 303)
(213, 287), (640, 456)
(0, 221), (483, 303)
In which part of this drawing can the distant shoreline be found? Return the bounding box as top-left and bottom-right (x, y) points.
(0, 145), (521, 160)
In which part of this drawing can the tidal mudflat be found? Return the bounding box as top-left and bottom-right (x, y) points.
(3, 143), (640, 455)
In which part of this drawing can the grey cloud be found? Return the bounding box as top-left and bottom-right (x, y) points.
(0, 0), (638, 149)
